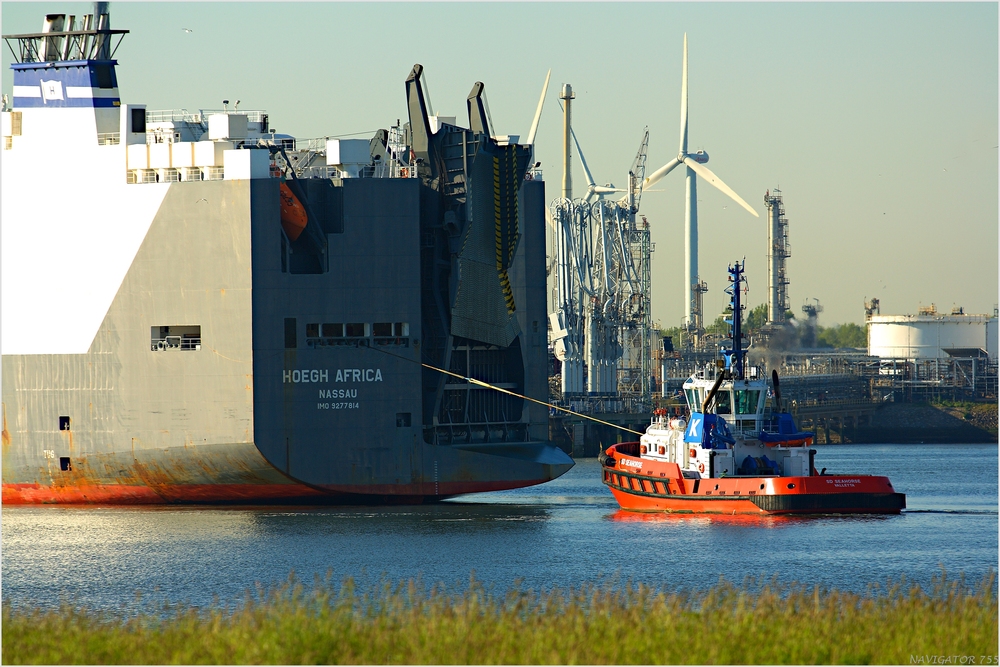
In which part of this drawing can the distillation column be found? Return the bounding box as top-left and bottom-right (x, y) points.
(764, 188), (791, 324)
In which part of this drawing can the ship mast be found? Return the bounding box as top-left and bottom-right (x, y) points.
(724, 260), (747, 380)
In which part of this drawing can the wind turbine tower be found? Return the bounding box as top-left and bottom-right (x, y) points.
(642, 34), (759, 340)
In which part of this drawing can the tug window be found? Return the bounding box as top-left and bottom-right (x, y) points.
(685, 389), (698, 410)
(715, 391), (732, 415)
(735, 390), (760, 415)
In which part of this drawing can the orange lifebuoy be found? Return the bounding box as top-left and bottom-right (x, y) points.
(689, 449), (697, 459)
(698, 463), (705, 473)
(658, 446), (666, 455)
(640, 444), (647, 455)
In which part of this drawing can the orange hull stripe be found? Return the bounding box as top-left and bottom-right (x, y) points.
(2, 482), (326, 505)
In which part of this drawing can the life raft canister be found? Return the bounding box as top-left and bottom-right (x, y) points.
(279, 182), (308, 241)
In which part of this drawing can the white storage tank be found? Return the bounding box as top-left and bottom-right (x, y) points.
(868, 306), (998, 360)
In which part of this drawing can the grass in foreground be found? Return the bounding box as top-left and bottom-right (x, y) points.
(3, 572), (996, 665)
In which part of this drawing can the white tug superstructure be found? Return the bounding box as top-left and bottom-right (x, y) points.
(638, 364), (814, 480)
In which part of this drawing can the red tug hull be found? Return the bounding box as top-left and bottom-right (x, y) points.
(602, 442), (905, 515)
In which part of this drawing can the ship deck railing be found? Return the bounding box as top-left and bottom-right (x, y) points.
(144, 109), (267, 124)
(151, 336), (201, 351)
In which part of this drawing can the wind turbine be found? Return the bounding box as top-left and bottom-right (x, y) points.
(643, 33), (759, 331)
(572, 130), (627, 203)
(554, 96), (627, 204)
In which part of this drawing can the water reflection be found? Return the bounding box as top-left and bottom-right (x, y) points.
(609, 510), (802, 527)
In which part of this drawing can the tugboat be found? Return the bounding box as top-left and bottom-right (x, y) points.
(599, 261), (905, 515)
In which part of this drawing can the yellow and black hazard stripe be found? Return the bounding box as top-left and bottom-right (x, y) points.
(493, 149), (520, 315)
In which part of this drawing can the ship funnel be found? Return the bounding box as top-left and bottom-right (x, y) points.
(94, 2), (111, 58)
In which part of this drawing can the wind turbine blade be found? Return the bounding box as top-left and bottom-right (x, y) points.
(679, 33), (688, 155)
(593, 186), (626, 194)
(526, 69), (551, 145)
(682, 156), (759, 217)
(570, 127), (597, 188)
(643, 157), (681, 190)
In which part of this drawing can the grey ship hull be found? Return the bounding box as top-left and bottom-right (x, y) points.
(2, 176), (572, 503)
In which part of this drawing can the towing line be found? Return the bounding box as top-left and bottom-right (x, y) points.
(367, 346), (645, 437)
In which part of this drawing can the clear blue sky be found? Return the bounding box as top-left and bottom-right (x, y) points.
(3, 2), (997, 328)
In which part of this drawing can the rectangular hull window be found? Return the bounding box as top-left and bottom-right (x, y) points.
(151, 325), (201, 351)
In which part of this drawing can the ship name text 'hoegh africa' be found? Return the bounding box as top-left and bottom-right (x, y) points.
(283, 369), (384, 383)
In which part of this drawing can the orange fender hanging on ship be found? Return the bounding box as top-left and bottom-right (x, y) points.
(279, 181), (308, 241)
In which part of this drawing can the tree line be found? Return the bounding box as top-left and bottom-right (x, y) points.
(660, 303), (867, 350)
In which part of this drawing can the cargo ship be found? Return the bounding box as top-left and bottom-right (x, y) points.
(599, 261), (905, 514)
(1, 7), (573, 504)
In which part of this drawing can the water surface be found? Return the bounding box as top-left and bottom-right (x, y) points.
(2, 443), (996, 612)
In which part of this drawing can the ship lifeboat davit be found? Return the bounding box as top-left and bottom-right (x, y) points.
(279, 182), (308, 241)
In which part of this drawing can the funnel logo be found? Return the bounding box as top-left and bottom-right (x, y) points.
(39, 80), (64, 103)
